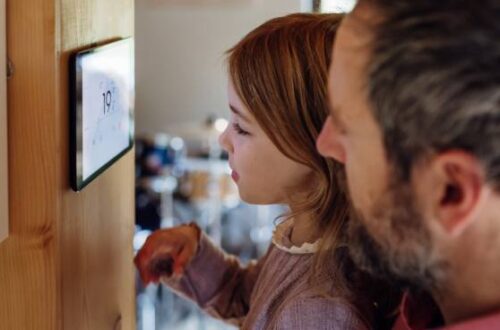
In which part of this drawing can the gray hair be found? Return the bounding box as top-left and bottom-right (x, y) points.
(367, 0), (500, 188)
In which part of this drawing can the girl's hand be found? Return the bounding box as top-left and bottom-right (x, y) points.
(134, 223), (200, 285)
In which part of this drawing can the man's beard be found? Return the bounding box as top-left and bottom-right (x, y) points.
(346, 177), (449, 293)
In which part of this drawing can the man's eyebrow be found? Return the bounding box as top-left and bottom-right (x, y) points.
(229, 105), (251, 123)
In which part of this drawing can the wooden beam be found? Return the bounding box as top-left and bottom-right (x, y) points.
(0, 0), (7, 244)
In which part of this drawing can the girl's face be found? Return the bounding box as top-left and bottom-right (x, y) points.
(219, 80), (313, 205)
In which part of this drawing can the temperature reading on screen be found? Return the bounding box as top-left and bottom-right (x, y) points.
(102, 90), (112, 114)
(78, 38), (133, 185)
(71, 37), (134, 191)
(100, 81), (117, 116)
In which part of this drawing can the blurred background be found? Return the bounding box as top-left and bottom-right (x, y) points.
(133, 1), (355, 329)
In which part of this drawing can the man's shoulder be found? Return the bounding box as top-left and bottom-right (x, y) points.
(392, 291), (443, 330)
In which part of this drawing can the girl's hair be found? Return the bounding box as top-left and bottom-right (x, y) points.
(227, 11), (346, 264)
(227, 13), (401, 328)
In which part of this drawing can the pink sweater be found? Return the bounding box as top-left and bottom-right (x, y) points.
(163, 231), (369, 329)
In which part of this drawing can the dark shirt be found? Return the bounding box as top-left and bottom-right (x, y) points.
(393, 291), (500, 330)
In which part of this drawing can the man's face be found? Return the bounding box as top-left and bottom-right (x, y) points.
(317, 3), (446, 290)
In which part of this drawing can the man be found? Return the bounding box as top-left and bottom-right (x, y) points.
(317, 0), (500, 328)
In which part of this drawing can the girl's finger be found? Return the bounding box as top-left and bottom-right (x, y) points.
(172, 242), (195, 275)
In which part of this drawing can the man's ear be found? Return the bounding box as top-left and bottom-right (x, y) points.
(414, 151), (488, 237)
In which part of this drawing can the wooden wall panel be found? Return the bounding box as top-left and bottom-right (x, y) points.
(60, 159), (135, 330)
(0, 0), (135, 328)
(0, 0), (8, 243)
(59, 0), (135, 329)
(0, 0), (59, 329)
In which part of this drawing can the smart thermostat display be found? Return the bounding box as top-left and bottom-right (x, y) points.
(70, 38), (134, 191)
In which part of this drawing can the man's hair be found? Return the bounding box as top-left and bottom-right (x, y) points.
(366, 0), (500, 188)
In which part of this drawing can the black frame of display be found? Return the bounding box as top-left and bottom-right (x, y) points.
(69, 37), (134, 192)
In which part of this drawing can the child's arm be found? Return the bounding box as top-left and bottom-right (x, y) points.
(164, 232), (267, 324)
(134, 224), (266, 324)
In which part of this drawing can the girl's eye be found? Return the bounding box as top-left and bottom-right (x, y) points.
(232, 123), (250, 136)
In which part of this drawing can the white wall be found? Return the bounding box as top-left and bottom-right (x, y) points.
(135, 0), (303, 134)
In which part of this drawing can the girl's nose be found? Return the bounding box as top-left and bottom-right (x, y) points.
(218, 126), (233, 154)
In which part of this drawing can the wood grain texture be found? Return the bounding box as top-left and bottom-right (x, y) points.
(0, 0), (135, 329)
(60, 156), (135, 330)
(59, 0), (135, 329)
(0, 0), (8, 243)
(0, 0), (59, 329)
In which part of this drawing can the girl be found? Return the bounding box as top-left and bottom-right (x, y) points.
(135, 13), (400, 329)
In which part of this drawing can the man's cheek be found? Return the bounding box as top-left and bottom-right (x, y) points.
(346, 166), (365, 202)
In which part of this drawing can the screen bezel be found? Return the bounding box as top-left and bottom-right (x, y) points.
(70, 37), (134, 192)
